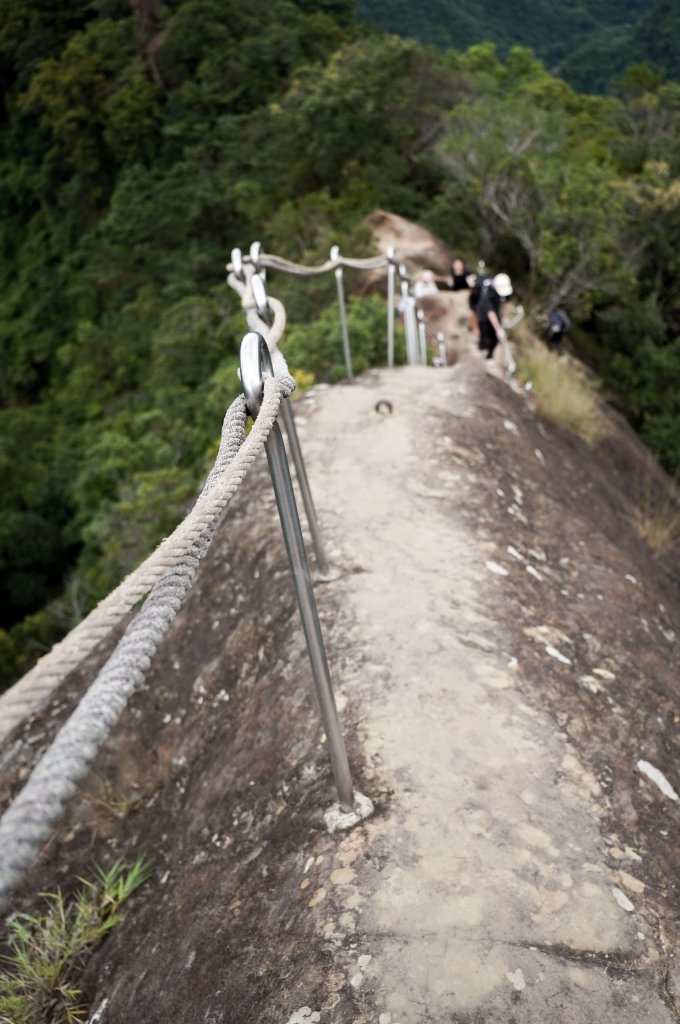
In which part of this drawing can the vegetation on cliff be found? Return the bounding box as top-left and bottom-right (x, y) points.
(1, 0), (679, 688)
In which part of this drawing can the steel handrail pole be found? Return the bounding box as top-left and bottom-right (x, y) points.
(417, 308), (428, 365)
(330, 245), (354, 383)
(387, 247), (396, 368)
(240, 332), (354, 812)
(437, 331), (447, 368)
(248, 275), (330, 572)
(399, 271), (413, 364)
(278, 399), (331, 577)
(406, 295), (419, 365)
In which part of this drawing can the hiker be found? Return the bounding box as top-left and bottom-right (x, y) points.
(413, 269), (439, 299)
(476, 272), (513, 363)
(440, 257), (473, 292)
(467, 267), (491, 338)
(547, 308), (571, 350)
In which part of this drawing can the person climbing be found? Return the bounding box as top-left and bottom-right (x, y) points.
(467, 265), (491, 338)
(413, 269), (439, 299)
(476, 272), (513, 364)
(440, 257), (473, 292)
(547, 308), (571, 350)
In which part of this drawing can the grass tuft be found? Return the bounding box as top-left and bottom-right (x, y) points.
(0, 857), (151, 1024)
(516, 334), (608, 445)
(629, 467), (680, 554)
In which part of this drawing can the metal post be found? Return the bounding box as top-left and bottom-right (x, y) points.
(417, 308), (428, 365)
(278, 399), (331, 577)
(399, 270), (414, 365)
(330, 245), (353, 383)
(406, 295), (419, 365)
(437, 331), (447, 368)
(239, 332), (354, 812)
(249, 276), (329, 575)
(387, 247), (396, 368)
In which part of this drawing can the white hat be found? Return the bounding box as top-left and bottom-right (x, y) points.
(492, 272), (513, 297)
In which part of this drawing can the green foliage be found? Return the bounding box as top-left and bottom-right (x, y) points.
(284, 294), (402, 382)
(608, 340), (680, 472)
(1, 0), (680, 695)
(0, 857), (151, 1024)
(356, 0), (668, 94)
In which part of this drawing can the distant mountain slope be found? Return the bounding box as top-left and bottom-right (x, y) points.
(356, 0), (675, 91)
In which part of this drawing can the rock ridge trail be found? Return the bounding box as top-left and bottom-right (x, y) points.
(287, 361), (673, 1023)
(1, 357), (678, 1023)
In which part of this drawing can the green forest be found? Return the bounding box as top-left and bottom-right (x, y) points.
(1, 0), (679, 690)
(358, 0), (680, 93)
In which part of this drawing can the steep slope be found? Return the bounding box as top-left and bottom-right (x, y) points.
(1, 343), (679, 1021)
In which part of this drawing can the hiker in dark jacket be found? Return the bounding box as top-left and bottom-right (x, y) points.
(547, 308), (571, 350)
(449, 257), (472, 291)
(467, 270), (491, 338)
(476, 273), (513, 361)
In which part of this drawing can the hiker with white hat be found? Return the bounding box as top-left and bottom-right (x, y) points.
(476, 272), (513, 366)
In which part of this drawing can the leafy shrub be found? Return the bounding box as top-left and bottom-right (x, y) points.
(282, 293), (404, 383)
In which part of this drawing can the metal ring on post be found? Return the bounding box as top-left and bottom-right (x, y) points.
(250, 240), (262, 270)
(251, 274), (274, 327)
(231, 247), (244, 282)
(250, 240), (266, 283)
(240, 331), (272, 419)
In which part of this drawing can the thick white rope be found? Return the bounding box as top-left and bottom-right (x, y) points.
(0, 372), (293, 909)
(230, 251), (389, 278)
(0, 269), (298, 907)
(0, 272), (294, 746)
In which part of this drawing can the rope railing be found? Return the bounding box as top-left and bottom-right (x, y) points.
(0, 258), (380, 910)
(231, 246), (390, 278)
(0, 235), (522, 907)
(228, 242), (521, 376)
(0, 366), (294, 910)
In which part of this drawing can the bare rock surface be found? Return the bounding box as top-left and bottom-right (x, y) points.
(1, 357), (679, 1023)
(364, 209), (453, 276)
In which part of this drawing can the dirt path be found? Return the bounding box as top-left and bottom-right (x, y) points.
(288, 362), (672, 1022)
(1, 358), (677, 1024)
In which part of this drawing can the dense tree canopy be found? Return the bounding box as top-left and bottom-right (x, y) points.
(1, 0), (679, 689)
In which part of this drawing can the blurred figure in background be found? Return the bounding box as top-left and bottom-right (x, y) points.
(413, 269), (439, 298)
(547, 308), (571, 351)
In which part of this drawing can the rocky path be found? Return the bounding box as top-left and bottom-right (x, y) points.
(2, 357), (678, 1024)
(287, 361), (673, 1022)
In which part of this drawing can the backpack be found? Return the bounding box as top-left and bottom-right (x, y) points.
(548, 309), (570, 333)
(469, 274), (491, 311)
